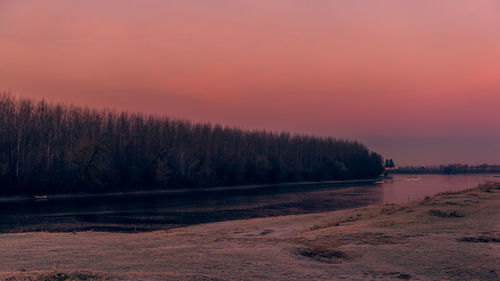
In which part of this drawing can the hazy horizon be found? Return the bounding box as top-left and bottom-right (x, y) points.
(1, 0), (499, 165)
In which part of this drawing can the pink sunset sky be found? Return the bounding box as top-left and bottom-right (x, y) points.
(1, 0), (499, 165)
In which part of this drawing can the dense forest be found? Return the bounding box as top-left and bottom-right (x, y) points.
(0, 94), (384, 195)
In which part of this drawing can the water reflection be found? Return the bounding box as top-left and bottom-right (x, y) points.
(0, 174), (497, 232)
(380, 174), (499, 204)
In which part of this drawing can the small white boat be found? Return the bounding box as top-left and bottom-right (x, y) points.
(33, 195), (48, 200)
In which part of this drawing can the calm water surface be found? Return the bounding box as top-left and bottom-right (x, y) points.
(0, 174), (498, 232)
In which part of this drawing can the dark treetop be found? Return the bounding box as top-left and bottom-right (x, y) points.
(0, 94), (383, 195)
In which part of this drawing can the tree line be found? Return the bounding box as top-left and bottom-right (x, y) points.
(394, 164), (500, 174)
(0, 93), (383, 195)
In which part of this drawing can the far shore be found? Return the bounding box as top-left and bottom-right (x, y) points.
(1, 182), (499, 280)
(0, 178), (379, 203)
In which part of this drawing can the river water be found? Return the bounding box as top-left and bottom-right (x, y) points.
(0, 174), (498, 232)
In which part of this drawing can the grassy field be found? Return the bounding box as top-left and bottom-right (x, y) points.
(1, 183), (499, 280)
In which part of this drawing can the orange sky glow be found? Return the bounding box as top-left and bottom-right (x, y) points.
(1, 1), (500, 165)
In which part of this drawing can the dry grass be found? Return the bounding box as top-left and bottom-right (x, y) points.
(428, 209), (465, 217)
(295, 247), (348, 264)
(2, 271), (109, 281)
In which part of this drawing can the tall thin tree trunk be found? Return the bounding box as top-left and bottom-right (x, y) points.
(16, 130), (20, 178)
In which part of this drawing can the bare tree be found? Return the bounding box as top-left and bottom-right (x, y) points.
(0, 93), (384, 195)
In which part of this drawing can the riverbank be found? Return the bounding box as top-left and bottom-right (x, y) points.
(1, 182), (499, 280)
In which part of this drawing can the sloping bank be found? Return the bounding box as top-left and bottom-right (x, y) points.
(1, 182), (499, 280)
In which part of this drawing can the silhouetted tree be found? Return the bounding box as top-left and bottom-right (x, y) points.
(0, 93), (384, 195)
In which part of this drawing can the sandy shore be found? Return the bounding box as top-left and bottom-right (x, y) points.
(1, 183), (499, 280)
